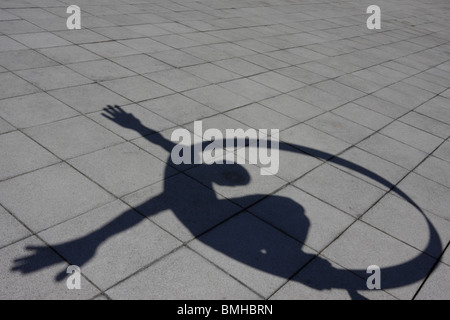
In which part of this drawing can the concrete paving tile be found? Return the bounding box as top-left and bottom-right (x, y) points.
(126, 24), (170, 37)
(91, 26), (144, 41)
(249, 186), (354, 252)
(289, 86), (348, 111)
(357, 133), (428, 170)
(214, 58), (267, 77)
(415, 262), (450, 300)
(145, 69), (209, 92)
(0, 130), (59, 180)
(380, 121), (443, 153)
(397, 173), (450, 221)
(0, 49), (58, 71)
(123, 174), (242, 242)
(183, 63), (241, 83)
(398, 112), (450, 139)
(0, 20), (44, 35)
(106, 247), (259, 299)
(0, 117), (14, 134)
(0, 237), (100, 300)
(0, 36), (27, 52)
(16, 66), (92, 91)
(441, 247), (450, 266)
(118, 38), (172, 54)
(24, 116), (123, 160)
(322, 221), (436, 300)
(306, 112), (374, 144)
(0, 72), (39, 100)
(249, 72), (305, 93)
(11, 32), (70, 49)
(416, 97), (450, 125)
(67, 59), (136, 82)
(242, 54), (289, 70)
(332, 103), (392, 131)
(277, 66), (326, 85)
(181, 45), (234, 62)
(433, 141), (450, 163)
(0, 92), (78, 129)
(69, 142), (175, 197)
(81, 42), (139, 58)
(48, 83), (131, 114)
(139, 94), (216, 125)
(353, 95), (410, 119)
(53, 29), (110, 44)
(150, 49), (205, 68)
(295, 164), (385, 218)
(271, 256), (395, 300)
(260, 94), (324, 122)
(225, 103), (297, 131)
(374, 83), (435, 110)
(184, 85), (252, 112)
(38, 200), (181, 290)
(111, 54), (171, 74)
(0, 205), (31, 249)
(100, 76), (174, 103)
(314, 80), (366, 101)
(38, 46), (101, 64)
(335, 74), (384, 94)
(363, 193), (450, 259)
(0, 163), (114, 232)
(189, 212), (314, 298)
(220, 78), (280, 102)
(282, 124), (351, 159)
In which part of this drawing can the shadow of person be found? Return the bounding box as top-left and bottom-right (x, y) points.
(12, 106), (442, 299)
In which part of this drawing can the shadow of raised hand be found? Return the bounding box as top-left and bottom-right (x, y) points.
(102, 105), (145, 131)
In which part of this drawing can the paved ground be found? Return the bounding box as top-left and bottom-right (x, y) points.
(0, 0), (449, 300)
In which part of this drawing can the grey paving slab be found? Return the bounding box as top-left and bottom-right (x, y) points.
(249, 185), (354, 252)
(0, 163), (114, 232)
(0, 36), (27, 52)
(111, 54), (171, 74)
(396, 173), (450, 221)
(0, 237), (100, 300)
(225, 103), (297, 131)
(38, 200), (181, 291)
(416, 97), (450, 125)
(271, 256), (395, 300)
(249, 71), (305, 93)
(81, 42), (139, 58)
(67, 59), (136, 82)
(69, 142), (175, 198)
(214, 58), (267, 77)
(0, 92), (78, 129)
(123, 174), (242, 242)
(442, 247), (450, 267)
(0, 20), (44, 35)
(0, 72), (39, 100)
(0, 117), (14, 135)
(295, 164), (385, 218)
(398, 112), (450, 139)
(357, 133), (428, 170)
(415, 262), (450, 300)
(314, 80), (366, 102)
(189, 212), (314, 298)
(0, 205), (30, 249)
(24, 116), (123, 160)
(306, 112), (374, 144)
(260, 94), (324, 123)
(100, 76), (174, 103)
(106, 247), (260, 299)
(91, 26), (144, 41)
(220, 78), (280, 102)
(150, 49), (205, 68)
(335, 74), (385, 94)
(380, 121), (443, 153)
(38, 46), (101, 64)
(53, 29), (110, 44)
(145, 69), (209, 92)
(11, 32), (71, 49)
(353, 95), (410, 119)
(322, 221), (436, 300)
(373, 83), (435, 110)
(289, 86), (348, 111)
(242, 54), (289, 70)
(184, 85), (252, 112)
(139, 94), (216, 126)
(183, 63), (241, 84)
(363, 193), (450, 259)
(332, 103), (392, 131)
(0, 49), (58, 71)
(48, 83), (131, 114)
(0, 131), (58, 181)
(282, 124), (351, 159)
(15, 66), (92, 91)
(276, 66), (326, 85)
(433, 141), (450, 163)
(414, 156), (450, 189)
(118, 38), (172, 54)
